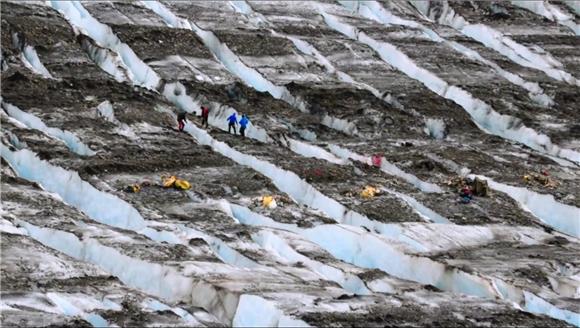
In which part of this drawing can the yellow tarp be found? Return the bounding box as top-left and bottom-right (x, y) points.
(174, 179), (191, 190)
(361, 186), (378, 199)
(163, 176), (177, 188)
(162, 175), (191, 190)
(128, 184), (141, 193)
(262, 196), (277, 209)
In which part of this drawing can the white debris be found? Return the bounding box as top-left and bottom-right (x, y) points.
(96, 100), (117, 123)
(424, 118), (446, 140)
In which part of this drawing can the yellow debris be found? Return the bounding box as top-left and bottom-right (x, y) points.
(174, 179), (191, 190)
(523, 172), (559, 189)
(361, 186), (378, 199)
(163, 176), (177, 188)
(126, 184), (140, 193)
(262, 195), (277, 209)
(161, 175), (191, 190)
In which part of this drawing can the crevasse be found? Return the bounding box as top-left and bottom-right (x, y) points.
(2, 101), (95, 156)
(319, 9), (580, 165)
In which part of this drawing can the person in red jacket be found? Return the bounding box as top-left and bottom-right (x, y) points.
(200, 106), (210, 128)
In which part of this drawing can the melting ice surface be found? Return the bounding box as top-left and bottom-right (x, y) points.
(320, 9), (580, 165)
(226, 199), (579, 326)
(341, 0), (554, 107)
(21, 45), (54, 79)
(49, 0), (160, 90)
(2, 101), (95, 156)
(409, 1), (579, 86)
(510, 0), (580, 35)
(139, 0), (307, 111)
(252, 230), (371, 295)
(475, 175), (580, 238)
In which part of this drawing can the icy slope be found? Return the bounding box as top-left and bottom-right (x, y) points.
(2, 1), (579, 327)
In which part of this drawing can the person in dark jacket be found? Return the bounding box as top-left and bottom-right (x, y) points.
(239, 114), (250, 137)
(177, 112), (187, 131)
(227, 113), (237, 134)
(459, 185), (473, 204)
(200, 106), (210, 128)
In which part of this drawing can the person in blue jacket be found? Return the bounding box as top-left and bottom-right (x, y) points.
(227, 113), (237, 134)
(239, 114), (250, 137)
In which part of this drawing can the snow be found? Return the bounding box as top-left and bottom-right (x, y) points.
(2, 101), (96, 156)
(49, 1), (161, 90)
(382, 189), (450, 224)
(3, 130), (27, 150)
(143, 298), (201, 325)
(272, 30), (392, 108)
(96, 100), (117, 123)
(46, 293), (112, 327)
(2, 145), (267, 270)
(320, 9), (580, 165)
(142, 0), (366, 140)
(178, 225), (260, 268)
(208, 192), (572, 324)
(162, 82), (200, 115)
(0, 218), (27, 235)
(229, 0), (253, 16)
(13, 218), (300, 326)
(1, 146), (148, 231)
(321, 115), (358, 136)
(227, 201), (301, 233)
(564, 0), (580, 15)
(95, 100), (139, 140)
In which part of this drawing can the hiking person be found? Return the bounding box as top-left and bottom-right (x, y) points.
(177, 111), (187, 131)
(200, 105), (210, 128)
(239, 114), (249, 137)
(227, 113), (237, 134)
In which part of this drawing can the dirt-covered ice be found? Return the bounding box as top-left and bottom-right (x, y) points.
(1, 0), (579, 327)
